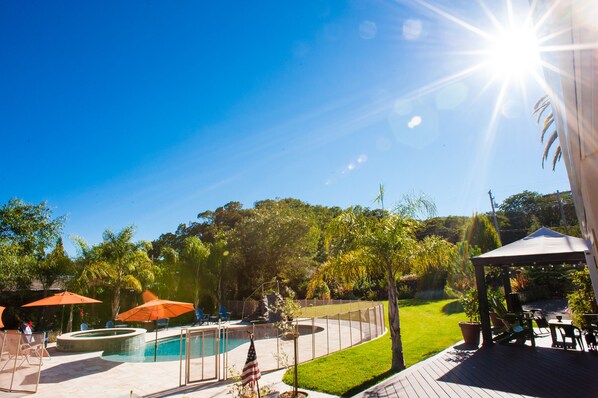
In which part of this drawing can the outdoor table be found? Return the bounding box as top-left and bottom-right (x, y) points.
(548, 318), (573, 348)
(209, 315), (219, 324)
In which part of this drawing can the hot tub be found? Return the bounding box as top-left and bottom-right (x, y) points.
(57, 328), (146, 352)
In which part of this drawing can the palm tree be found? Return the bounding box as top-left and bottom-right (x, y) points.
(180, 236), (210, 307)
(308, 195), (435, 371)
(97, 226), (155, 319)
(533, 95), (561, 170)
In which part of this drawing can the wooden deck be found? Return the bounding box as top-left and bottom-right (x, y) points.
(355, 334), (598, 398)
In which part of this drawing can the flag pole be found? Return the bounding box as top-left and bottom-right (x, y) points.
(247, 331), (261, 398)
(252, 334), (261, 398)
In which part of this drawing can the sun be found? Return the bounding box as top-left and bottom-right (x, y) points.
(485, 24), (540, 80)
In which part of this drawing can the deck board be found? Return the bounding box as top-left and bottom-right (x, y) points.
(356, 334), (598, 398)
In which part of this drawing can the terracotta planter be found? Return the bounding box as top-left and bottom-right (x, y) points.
(459, 321), (481, 346)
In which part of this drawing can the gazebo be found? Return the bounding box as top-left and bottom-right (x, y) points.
(471, 227), (591, 346)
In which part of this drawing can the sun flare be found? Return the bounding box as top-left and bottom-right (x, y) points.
(486, 25), (540, 79)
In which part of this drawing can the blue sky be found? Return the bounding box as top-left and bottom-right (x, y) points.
(0, 0), (570, 254)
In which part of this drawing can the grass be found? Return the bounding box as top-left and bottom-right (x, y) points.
(282, 299), (467, 397)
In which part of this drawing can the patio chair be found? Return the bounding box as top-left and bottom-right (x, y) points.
(533, 313), (550, 334)
(105, 320), (114, 328)
(1, 330), (49, 370)
(156, 318), (169, 330)
(558, 324), (584, 351)
(193, 308), (209, 326)
(219, 306), (231, 322)
(81, 323), (89, 331)
(492, 303), (535, 347)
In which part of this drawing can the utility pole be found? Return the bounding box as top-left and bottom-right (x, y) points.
(556, 190), (569, 234)
(488, 190), (502, 244)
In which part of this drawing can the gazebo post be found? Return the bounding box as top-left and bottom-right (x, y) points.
(475, 264), (493, 346)
(501, 265), (512, 309)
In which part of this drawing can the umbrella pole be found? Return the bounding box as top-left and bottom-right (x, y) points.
(154, 320), (158, 362)
(60, 306), (65, 334)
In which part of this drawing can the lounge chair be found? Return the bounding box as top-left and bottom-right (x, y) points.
(193, 308), (209, 326)
(1, 330), (49, 370)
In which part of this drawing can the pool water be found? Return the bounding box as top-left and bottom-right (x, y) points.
(101, 335), (246, 363)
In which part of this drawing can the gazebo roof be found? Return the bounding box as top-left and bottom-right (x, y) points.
(471, 227), (590, 267)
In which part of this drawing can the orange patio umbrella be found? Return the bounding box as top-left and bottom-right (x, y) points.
(0, 306), (5, 328)
(116, 294), (194, 361)
(22, 291), (102, 307)
(22, 291), (102, 332)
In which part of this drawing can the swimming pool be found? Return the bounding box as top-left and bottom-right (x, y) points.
(101, 334), (247, 363)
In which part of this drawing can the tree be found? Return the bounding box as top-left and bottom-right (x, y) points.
(0, 198), (65, 259)
(34, 237), (72, 296)
(205, 235), (230, 311)
(95, 226), (155, 319)
(533, 95), (561, 170)
(308, 195), (436, 371)
(0, 241), (35, 291)
(180, 236), (210, 307)
(0, 198), (66, 291)
(464, 214), (501, 253)
(231, 199), (320, 298)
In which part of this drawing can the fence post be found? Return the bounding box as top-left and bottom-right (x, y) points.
(348, 310), (353, 346)
(368, 308), (373, 341)
(312, 317), (316, 360)
(326, 315), (330, 355)
(338, 312), (342, 351)
(358, 308), (363, 342)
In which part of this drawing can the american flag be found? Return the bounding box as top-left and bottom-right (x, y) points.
(241, 336), (261, 389)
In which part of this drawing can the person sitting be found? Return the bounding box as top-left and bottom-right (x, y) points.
(23, 321), (33, 343)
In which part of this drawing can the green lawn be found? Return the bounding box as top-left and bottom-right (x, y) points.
(283, 299), (466, 397)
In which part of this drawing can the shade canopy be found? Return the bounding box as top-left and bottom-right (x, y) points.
(471, 227), (590, 267)
(22, 291), (102, 307)
(0, 306), (5, 328)
(116, 299), (194, 322)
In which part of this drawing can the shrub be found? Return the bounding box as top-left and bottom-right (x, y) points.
(567, 268), (598, 327)
(396, 285), (415, 299)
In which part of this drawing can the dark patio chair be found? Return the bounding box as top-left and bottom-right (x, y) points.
(558, 324), (584, 351)
(494, 312), (535, 347)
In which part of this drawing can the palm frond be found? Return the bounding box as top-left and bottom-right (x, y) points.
(552, 146), (562, 171)
(542, 131), (559, 168)
(540, 113), (554, 143)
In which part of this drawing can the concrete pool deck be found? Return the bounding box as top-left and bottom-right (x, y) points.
(1, 326), (338, 398)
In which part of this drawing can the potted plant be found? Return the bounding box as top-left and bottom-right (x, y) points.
(487, 289), (506, 330)
(459, 288), (481, 346)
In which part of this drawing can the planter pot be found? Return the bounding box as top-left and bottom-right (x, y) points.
(280, 391), (308, 398)
(459, 321), (481, 346)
